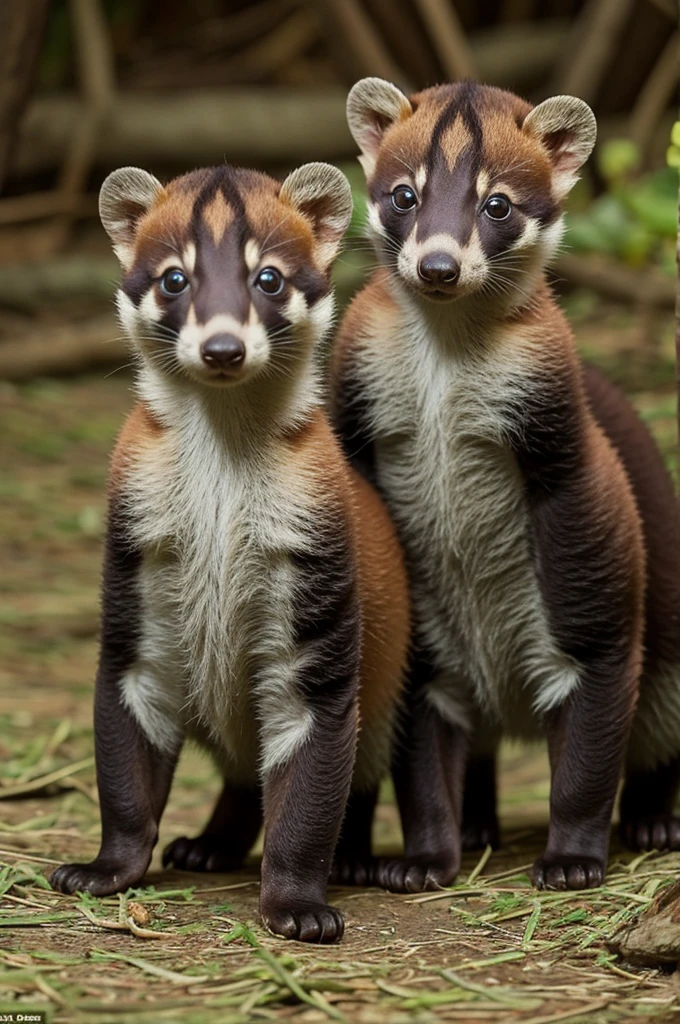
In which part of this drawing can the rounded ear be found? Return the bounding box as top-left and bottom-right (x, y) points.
(280, 162), (353, 267)
(523, 96), (596, 199)
(99, 167), (164, 267)
(346, 77), (413, 177)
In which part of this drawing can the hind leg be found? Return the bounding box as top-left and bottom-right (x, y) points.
(163, 780), (262, 872)
(330, 787), (378, 886)
(373, 678), (464, 894)
(462, 753), (500, 851)
(620, 757), (680, 851)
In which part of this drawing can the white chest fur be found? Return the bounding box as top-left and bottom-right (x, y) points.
(119, 397), (316, 778)
(358, 313), (579, 734)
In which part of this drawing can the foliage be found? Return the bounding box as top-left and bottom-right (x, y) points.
(565, 140), (676, 276)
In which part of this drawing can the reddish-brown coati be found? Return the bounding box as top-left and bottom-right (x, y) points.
(331, 78), (680, 892)
(49, 162), (412, 942)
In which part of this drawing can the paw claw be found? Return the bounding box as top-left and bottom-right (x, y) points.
(373, 854), (457, 894)
(163, 835), (241, 873)
(532, 855), (604, 891)
(262, 902), (344, 944)
(461, 819), (500, 852)
(50, 858), (147, 896)
(330, 857), (372, 887)
(622, 816), (680, 852)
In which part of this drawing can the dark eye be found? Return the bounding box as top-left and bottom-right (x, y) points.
(483, 194), (512, 220)
(255, 266), (284, 295)
(391, 185), (417, 212)
(159, 268), (189, 296)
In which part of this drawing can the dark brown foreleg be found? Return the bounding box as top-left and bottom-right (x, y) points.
(330, 786), (378, 886)
(462, 749), (500, 851)
(259, 701), (358, 943)
(258, 527), (362, 943)
(163, 781), (262, 872)
(51, 503), (180, 895)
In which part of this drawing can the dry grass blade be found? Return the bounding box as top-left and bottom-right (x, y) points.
(0, 758), (94, 799)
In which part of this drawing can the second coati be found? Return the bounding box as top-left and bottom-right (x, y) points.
(50, 161), (412, 942)
(331, 78), (680, 892)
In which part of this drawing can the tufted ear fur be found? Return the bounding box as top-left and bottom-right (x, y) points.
(99, 167), (165, 267)
(280, 162), (353, 267)
(346, 77), (414, 177)
(523, 96), (597, 200)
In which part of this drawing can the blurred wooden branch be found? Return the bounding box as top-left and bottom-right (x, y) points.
(0, 314), (124, 380)
(213, 8), (318, 84)
(0, 256), (117, 307)
(552, 0), (636, 102)
(44, 0), (116, 251)
(629, 32), (679, 163)
(414, 0), (478, 80)
(15, 89), (354, 173)
(644, 0), (675, 17)
(190, 0), (302, 53)
(316, 0), (407, 85)
(0, 191), (96, 225)
(0, 0), (49, 190)
(555, 254), (676, 310)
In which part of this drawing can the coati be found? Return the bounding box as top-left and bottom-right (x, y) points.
(49, 161), (412, 942)
(331, 78), (680, 892)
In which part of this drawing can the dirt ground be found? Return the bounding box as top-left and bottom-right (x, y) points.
(0, 298), (679, 1023)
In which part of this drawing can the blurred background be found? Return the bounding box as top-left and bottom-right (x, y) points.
(0, 0), (677, 848)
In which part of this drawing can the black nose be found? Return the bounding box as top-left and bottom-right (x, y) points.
(201, 334), (246, 371)
(418, 252), (460, 286)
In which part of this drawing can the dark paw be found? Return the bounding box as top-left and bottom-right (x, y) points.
(373, 854), (458, 894)
(621, 815), (680, 852)
(461, 818), (500, 851)
(532, 855), (604, 891)
(162, 835), (242, 873)
(330, 856), (373, 887)
(261, 901), (345, 944)
(50, 858), (147, 896)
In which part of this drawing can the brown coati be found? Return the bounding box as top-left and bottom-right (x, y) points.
(49, 161), (412, 942)
(330, 77), (680, 892)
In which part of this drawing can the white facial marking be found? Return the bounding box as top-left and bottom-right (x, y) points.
(415, 166), (427, 193)
(138, 288), (162, 325)
(177, 311), (269, 384)
(309, 292), (335, 341)
(476, 169), (490, 199)
(244, 238), (261, 272)
(398, 229), (488, 297)
(183, 243), (196, 275)
(284, 287), (308, 325)
(367, 201), (387, 241)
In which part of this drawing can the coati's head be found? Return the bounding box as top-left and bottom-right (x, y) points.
(100, 163), (352, 388)
(347, 79), (595, 308)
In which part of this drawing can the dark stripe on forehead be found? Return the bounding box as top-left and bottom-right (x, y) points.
(428, 81), (484, 170)
(191, 166), (247, 242)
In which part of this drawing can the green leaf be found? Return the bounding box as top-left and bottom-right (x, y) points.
(598, 138), (639, 181)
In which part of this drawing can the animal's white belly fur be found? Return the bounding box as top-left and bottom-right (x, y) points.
(364, 331), (579, 737)
(119, 419), (315, 780)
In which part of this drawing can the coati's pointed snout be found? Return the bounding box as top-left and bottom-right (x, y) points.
(417, 253), (460, 289)
(201, 334), (246, 373)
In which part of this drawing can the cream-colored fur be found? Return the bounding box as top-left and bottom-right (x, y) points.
(351, 296), (581, 737)
(121, 363), (327, 779)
